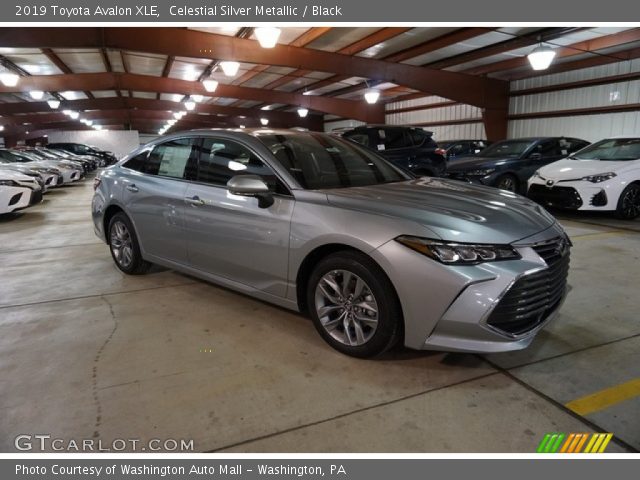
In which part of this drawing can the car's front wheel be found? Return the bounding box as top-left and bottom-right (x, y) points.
(495, 174), (519, 192)
(307, 251), (402, 358)
(616, 183), (640, 219)
(108, 212), (151, 275)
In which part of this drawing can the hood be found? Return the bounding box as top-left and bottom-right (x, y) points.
(0, 168), (34, 182)
(447, 155), (514, 171)
(539, 158), (638, 180)
(324, 178), (555, 244)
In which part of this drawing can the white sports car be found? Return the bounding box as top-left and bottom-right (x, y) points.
(528, 137), (640, 219)
(0, 169), (42, 214)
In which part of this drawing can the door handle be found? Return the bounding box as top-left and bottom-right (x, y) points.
(185, 195), (205, 206)
(126, 184), (139, 193)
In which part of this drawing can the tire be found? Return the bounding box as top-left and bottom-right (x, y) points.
(495, 174), (519, 192)
(615, 183), (640, 220)
(306, 251), (403, 358)
(108, 212), (151, 275)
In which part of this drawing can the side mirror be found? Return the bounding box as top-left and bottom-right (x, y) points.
(226, 174), (274, 208)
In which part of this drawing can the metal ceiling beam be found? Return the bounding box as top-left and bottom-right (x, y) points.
(41, 48), (95, 99)
(0, 97), (324, 132)
(508, 45), (640, 80)
(0, 72), (383, 123)
(425, 27), (584, 69)
(463, 28), (640, 76)
(0, 27), (508, 109)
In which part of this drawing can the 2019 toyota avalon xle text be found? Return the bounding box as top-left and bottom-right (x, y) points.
(92, 129), (571, 358)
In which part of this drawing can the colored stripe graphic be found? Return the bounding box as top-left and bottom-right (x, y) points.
(565, 378), (640, 416)
(538, 433), (613, 453)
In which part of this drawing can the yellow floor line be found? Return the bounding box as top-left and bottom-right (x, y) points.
(565, 378), (640, 416)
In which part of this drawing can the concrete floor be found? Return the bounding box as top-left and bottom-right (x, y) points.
(0, 178), (638, 453)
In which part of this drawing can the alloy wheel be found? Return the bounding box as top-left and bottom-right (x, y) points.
(314, 269), (379, 346)
(110, 220), (134, 268)
(497, 176), (517, 192)
(621, 187), (640, 218)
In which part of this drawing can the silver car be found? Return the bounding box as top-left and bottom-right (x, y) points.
(92, 129), (570, 358)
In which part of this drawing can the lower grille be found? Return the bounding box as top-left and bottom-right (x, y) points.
(528, 184), (582, 209)
(487, 237), (570, 336)
(590, 190), (607, 206)
(9, 192), (23, 206)
(56, 176), (64, 185)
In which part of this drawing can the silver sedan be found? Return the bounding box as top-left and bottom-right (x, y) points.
(92, 129), (570, 358)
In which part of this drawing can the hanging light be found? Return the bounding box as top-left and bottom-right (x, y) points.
(0, 72), (19, 87)
(203, 79), (218, 92)
(47, 99), (60, 109)
(527, 44), (556, 71)
(184, 100), (196, 111)
(69, 111), (79, 119)
(220, 61), (240, 77)
(260, 118), (269, 126)
(364, 88), (381, 104)
(191, 94), (203, 103)
(239, 125), (246, 129)
(168, 119), (177, 125)
(86, 120), (93, 126)
(297, 108), (309, 118)
(0, 125), (4, 132)
(255, 27), (281, 48)
(29, 90), (44, 100)
(93, 125), (102, 130)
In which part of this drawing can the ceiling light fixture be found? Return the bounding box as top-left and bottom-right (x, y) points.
(69, 111), (79, 119)
(184, 100), (196, 111)
(192, 94), (203, 103)
(47, 99), (60, 109)
(527, 44), (556, 71)
(364, 88), (381, 104)
(297, 108), (309, 118)
(255, 27), (281, 49)
(260, 118), (269, 126)
(0, 72), (19, 87)
(220, 61), (240, 77)
(29, 90), (44, 100)
(203, 79), (218, 92)
(0, 125), (4, 132)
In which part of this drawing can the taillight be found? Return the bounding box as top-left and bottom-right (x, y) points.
(93, 177), (101, 191)
(435, 148), (447, 157)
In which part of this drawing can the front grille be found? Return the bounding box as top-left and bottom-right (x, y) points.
(528, 184), (583, 209)
(487, 238), (570, 336)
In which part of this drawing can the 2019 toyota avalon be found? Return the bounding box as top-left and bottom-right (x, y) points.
(92, 129), (571, 358)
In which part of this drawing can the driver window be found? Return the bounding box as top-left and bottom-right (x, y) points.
(198, 138), (287, 194)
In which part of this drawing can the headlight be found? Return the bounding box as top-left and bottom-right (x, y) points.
(466, 168), (495, 176)
(581, 172), (616, 183)
(396, 236), (521, 265)
(532, 170), (544, 180)
(0, 179), (17, 186)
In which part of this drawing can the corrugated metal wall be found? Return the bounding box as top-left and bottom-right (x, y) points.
(509, 59), (640, 141)
(323, 59), (640, 142)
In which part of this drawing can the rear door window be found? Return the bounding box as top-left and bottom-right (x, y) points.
(380, 129), (411, 150)
(146, 138), (198, 179)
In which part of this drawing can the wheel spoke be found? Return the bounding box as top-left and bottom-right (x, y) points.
(317, 304), (343, 318)
(314, 269), (380, 347)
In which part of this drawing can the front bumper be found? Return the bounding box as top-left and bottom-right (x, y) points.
(528, 178), (618, 211)
(371, 223), (570, 353)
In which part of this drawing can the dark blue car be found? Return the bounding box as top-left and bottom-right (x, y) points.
(339, 125), (447, 177)
(445, 137), (590, 193)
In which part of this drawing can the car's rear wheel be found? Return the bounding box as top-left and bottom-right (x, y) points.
(108, 212), (151, 275)
(616, 183), (640, 219)
(307, 251), (402, 358)
(495, 174), (518, 192)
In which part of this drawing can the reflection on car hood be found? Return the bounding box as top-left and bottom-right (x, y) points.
(539, 158), (639, 179)
(447, 156), (514, 171)
(324, 178), (555, 244)
(0, 168), (34, 181)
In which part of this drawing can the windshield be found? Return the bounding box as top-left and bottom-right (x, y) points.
(11, 150), (43, 162)
(571, 138), (640, 161)
(477, 140), (534, 158)
(255, 132), (409, 189)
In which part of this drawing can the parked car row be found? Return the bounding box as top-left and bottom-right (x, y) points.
(0, 147), (88, 214)
(338, 126), (640, 220)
